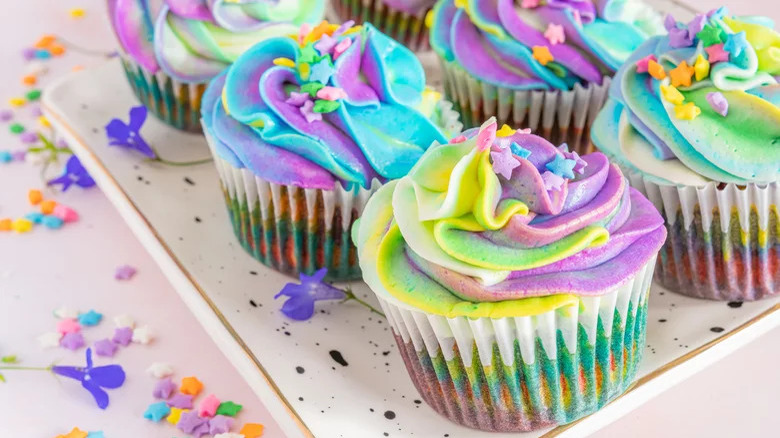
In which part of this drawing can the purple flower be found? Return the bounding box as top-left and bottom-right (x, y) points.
(51, 348), (125, 409)
(47, 155), (95, 191)
(105, 106), (155, 159)
(274, 268), (346, 320)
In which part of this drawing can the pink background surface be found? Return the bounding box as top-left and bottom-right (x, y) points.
(0, 0), (778, 437)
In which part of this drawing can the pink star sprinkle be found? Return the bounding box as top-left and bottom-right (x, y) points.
(56, 318), (81, 334)
(541, 171), (565, 191)
(544, 23), (565, 45)
(521, 0), (539, 7)
(706, 44), (729, 64)
(490, 146), (521, 179)
(199, 394), (221, 418)
(299, 100), (322, 123)
(476, 118), (498, 151)
(451, 135), (467, 143)
(333, 38), (352, 61)
(297, 23), (312, 45)
(316, 86), (348, 101)
(114, 265), (136, 280)
(636, 54), (657, 73)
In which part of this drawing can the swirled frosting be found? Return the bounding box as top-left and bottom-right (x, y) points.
(109, 0), (324, 82)
(201, 22), (456, 190)
(593, 8), (780, 186)
(354, 118), (666, 317)
(430, 0), (664, 90)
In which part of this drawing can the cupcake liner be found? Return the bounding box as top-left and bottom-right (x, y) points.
(440, 58), (611, 156)
(119, 53), (205, 133)
(203, 100), (460, 281)
(623, 168), (780, 301)
(374, 257), (657, 432)
(331, 0), (431, 52)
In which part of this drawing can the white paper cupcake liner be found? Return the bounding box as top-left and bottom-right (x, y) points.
(373, 256), (657, 432)
(620, 166), (780, 301)
(440, 59), (611, 156)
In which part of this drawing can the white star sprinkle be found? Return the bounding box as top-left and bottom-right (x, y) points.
(53, 307), (79, 319)
(113, 314), (135, 329)
(146, 362), (174, 379)
(132, 325), (155, 345)
(37, 332), (62, 349)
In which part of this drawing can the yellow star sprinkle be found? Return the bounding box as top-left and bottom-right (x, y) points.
(670, 60), (694, 88)
(674, 102), (701, 120)
(660, 84), (685, 105)
(167, 407), (187, 425)
(694, 54), (710, 81)
(56, 427), (87, 438)
(273, 58), (296, 68)
(532, 46), (554, 66)
(425, 10), (434, 28)
(38, 116), (51, 128)
(69, 8), (85, 19)
(647, 60), (666, 80)
(9, 97), (25, 107)
(298, 62), (310, 81)
(496, 124), (516, 137)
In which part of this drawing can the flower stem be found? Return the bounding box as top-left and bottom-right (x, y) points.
(343, 289), (385, 318)
(0, 365), (51, 371)
(150, 157), (213, 167)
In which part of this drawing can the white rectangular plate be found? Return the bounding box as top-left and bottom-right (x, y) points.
(43, 5), (780, 436)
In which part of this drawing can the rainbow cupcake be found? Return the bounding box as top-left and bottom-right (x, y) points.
(201, 22), (461, 280)
(592, 7), (780, 301)
(107, 0), (325, 131)
(331, 0), (435, 51)
(354, 118), (666, 431)
(430, 0), (663, 154)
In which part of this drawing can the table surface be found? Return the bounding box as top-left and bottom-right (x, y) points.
(1, 1), (778, 437)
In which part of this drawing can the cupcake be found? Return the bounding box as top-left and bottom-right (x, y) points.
(201, 22), (462, 281)
(430, 0), (664, 154)
(592, 7), (780, 301)
(354, 117), (666, 431)
(107, 0), (325, 131)
(331, 0), (435, 51)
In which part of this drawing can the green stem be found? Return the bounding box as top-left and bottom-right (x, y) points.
(343, 289), (385, 318)
(0, 365), (51, 371)
(151, 156), (213, 167)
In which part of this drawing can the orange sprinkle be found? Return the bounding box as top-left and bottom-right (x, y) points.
(0, 219), (12, 231)
(648, 60), (666, 80)
(34, 35), (56, 49)
(22, 75), (37, 86)
(50, 45), (66, 56)
(40, 200), (57, 215)
(240, 423), (265, 438)
(28, 189), (43, 205)
(72, 65), (84, 72)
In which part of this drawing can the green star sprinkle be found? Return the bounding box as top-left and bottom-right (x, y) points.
(313, 100), (340, 114)
(300, 82), (324, 97)
(697, 24), (724, 47)
(9, 123), (24, 134)
(25, 90), (41, 101)
(216, 401), (243, 417)
(299, 43), (319, 64)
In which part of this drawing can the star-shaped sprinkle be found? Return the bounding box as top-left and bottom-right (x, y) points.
(496, 124), (516, 138)
(521, 0), (539, 7)
(154, 377), (177, 399)
(724, 31), (748, 60)
(297, 62), (310, 81)
(240, 423), (265, 438)
(510, 142), (532, 160)
(309, 58), (335, 84)
(37, 332), (62, 348)
(298, 43), (318, 64)
(544, 23), (565, 45)
(451, 135), (467, 143)
(694, 54), (710, 80)
(297, 23), (313, 45)
(706, 92), (729, 116)
(708, 6), (729, 19)
(476, 118), (498, 151)
(86, 432), (104, 438)
(181, 376), (204, 396)
(57, 318), (81, 334)
(532, 45), (554, 66)
(648, 60), (666, 80)
(168, 393), (194, 409)
(114, 265), (136, 280)
(216, 401), (243, 417)
(491, 146), (521, 179)
(314, 33), (338, 55)
(545, 153), (577, 179)
(333, 20), (355, 38)
(60, 332), (85, 350)
(300, 82), (324, 97)
(670, 61), (694, 87)
(559, 144), (587, 174)
(300, 100), (322, 123)
(285, 91), (310, 107)
(209, 415), (235, 435)
(636, 54), (657, 73)
(199, 394), (221, 418)
(674, 102), (701, 120)
(313, 99), (340, 113)
(94, 339), (118, 357)
(54, 307), (79, 319)
(706, 43), (730, 63)
(177, 410), (208, 434)
(332, 38), (352, 60)
(112, 327), (133, 346)
(542, 171), (565, 191)
(58, 427), (88, 438)
(143, 401), (170, 422)
(78, 310), (103, 327)
(316, 86), (347, 101)
(669, 27), (693, 48)
(660, 84), (685, 105)
(147, 362), (174, 378)
(167, 407), (187, 425)
(272, 57), (295, 68)
(113, 314), (135, 329)
(697, 24), (724, 47)
(132, 325), (154, 344)
(687, 14), (707, 38)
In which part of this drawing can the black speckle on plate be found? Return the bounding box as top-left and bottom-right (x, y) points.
(710, 326), (725, 333)
(298, 397), (304, 401)
(384, 410), (396, 420)
(184, 176), (195, 185)
(249, 300), (258, 308)
(296, 366), (305, 374)
(194, 216), (202, 223)
(727, 301), (743, 308)
(658, 319), (667, 323)
(329, 350), (348, 367)
(250, 270), (258, 276)
(413, 399), (421, 405)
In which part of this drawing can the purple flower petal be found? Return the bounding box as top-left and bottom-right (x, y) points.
(82, 377), (111, 409)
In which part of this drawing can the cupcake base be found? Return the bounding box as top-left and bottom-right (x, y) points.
(440, 59), (611, 156)
(625, 171), (780, 301)
(119, 54), (205, 133)
(331, 0), (431, 51)
(377, 257), (656, 432)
